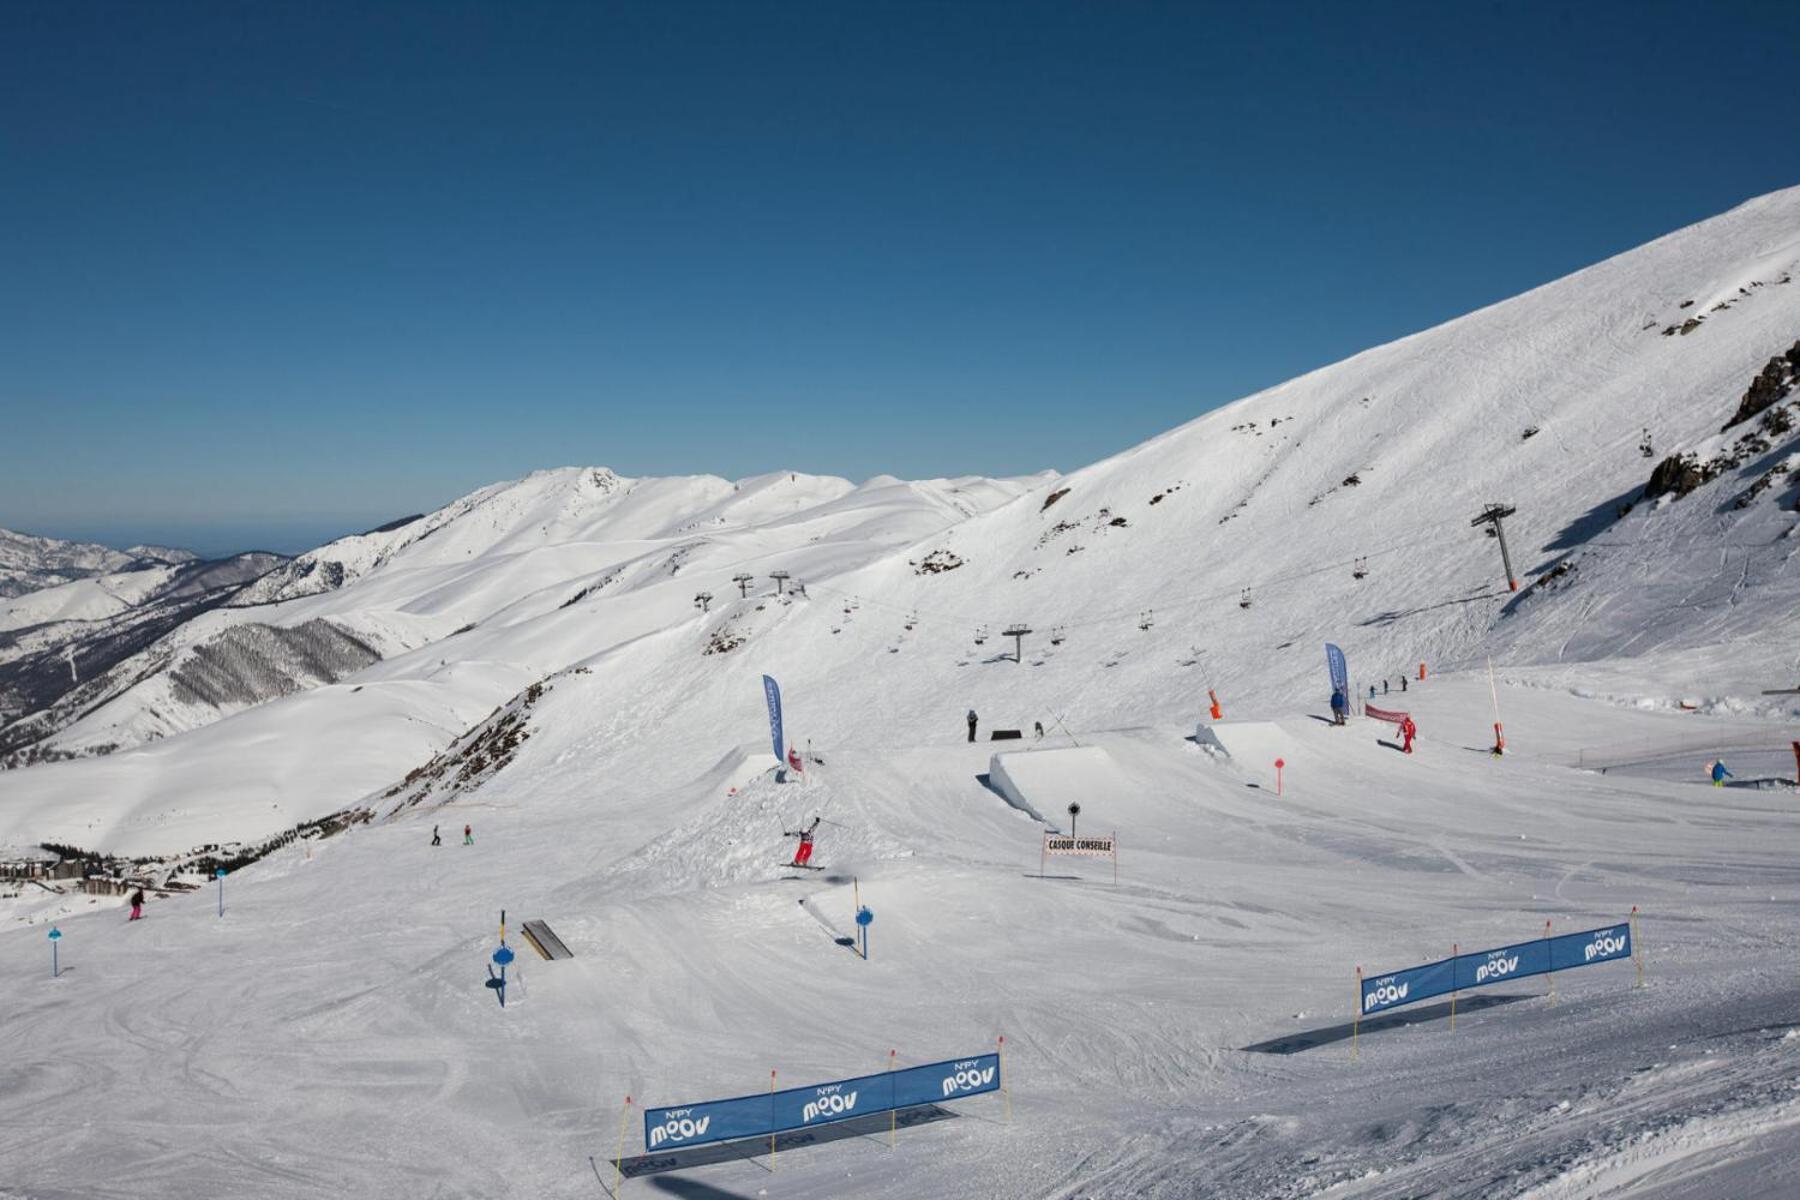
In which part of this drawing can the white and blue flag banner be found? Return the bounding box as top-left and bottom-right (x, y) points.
(1361, 922), (1633, 1016)
(761, 674), (784, 762)
(644, 1053), (1001, 1152)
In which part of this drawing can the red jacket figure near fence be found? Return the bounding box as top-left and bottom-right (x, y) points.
(787, 746), (804, 776)
(1400, 716), (1417, 754)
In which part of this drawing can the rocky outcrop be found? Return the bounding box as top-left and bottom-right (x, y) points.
(1723, 339), (1800, 431)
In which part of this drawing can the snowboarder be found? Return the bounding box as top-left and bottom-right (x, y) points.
(787, 745), (805, 777)
(785, 816), (821, 867)
(128, 888), (145, 921)
(431, 824), (441, 846)
(1401, 675), (1408, 693)
(967, 709), (979, 743)
(1329, 688), (1347, 726)
(1711, 760), (1732, 787)
(463, 823), (473, 845)
(1383, 679), (1390, 695)
(1399, 715), (1417, 755)
(1034, 720), (1045, 739)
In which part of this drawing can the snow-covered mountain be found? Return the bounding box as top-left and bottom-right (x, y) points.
(2, 188), (1798, 1200)
(0, 528), (196, 599)
(3, 188), (1797, 848)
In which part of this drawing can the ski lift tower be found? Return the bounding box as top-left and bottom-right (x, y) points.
(1003, 623), (1032, 663)
(733, 573), (754, 598)
(1471, 503), (1520, 592)
(769, 569), (791, 595)
(693, 591), (713, 613)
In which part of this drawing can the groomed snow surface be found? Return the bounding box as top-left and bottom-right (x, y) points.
(3, 677), (1797, 1199)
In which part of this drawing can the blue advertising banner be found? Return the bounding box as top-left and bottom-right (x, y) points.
(1361, 956), (1455, 1015)
(1326, 643), (1348, 696)
(644, 1053), (1002, 1152)
(1550, 923), (1631, 972)
(1363, 922), (1635, 1017)
(1452, 936), (1550, 991)
(761, 674), (784, 763)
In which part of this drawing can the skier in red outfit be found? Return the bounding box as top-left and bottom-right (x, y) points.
(785, 816), (821, 867)
(1399, 715), (1417, 755)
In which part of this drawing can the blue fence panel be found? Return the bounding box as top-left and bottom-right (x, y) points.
(643, 1052), (1002, 1152)
(644, 1090), (774, 1152)
(1550, 923), (1631, 973)
(772, 1069), (890, 1135)
(1361, 956), (1454, 1015)
(894, 1054), (1001, 1108)
(1452, 935), (1550, 991)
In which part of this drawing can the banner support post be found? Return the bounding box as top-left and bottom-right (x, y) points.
(1450, 944), (1458, 1032)
(1631, 906), (1644, 988)
(888, 1050), (897, 1148)
(1544, 920), (1555, 1005)
(769, 1070), (777, 1168)
(1352, 968), (1362, 1062)
(1113, 833), (1118, 886)
(615, 1096), (631, 1196)
(998, 1035), (1011, 1123)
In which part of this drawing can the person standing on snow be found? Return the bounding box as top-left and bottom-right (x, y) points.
(1369, 684), (1377, 700)
(463, 823), (473, 845)
(1383, 679), (1390, 695)
(128, 888), (146, 921)
(1330, 688), (1347, 726)
(784, 816), (821, 867)
(431, 824), (441, 846)
(1399, 715), (1417, 755)
(1711, 760), (1732, 787)
(967, 709), (979, 743)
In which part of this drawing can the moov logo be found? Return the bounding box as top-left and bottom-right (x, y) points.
(941, 1059), (997, 1097)
(649, 1108), (711, 1149)
(1584, 929), (1629, 962)
(1475, 954), (1519, 984)
(802, 1085), (858, 1124)
(1363, 979), (1408, 1012)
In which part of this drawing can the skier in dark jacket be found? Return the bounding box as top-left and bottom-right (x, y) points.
(1329, 689), (1347, 725)
(128, 889), (146, 921)
(785, 816), (821, 867)
(431, 824), (441, 846)
(966, 709), (979, 743)
(1711, 760), (1732, 787)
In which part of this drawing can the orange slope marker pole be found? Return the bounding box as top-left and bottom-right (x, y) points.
(1632, 906), (1645, 988)
(1544, 920), (1555, 1005)
(614, 1096), (631, 1197)
(1450, 944), (1458, 1032)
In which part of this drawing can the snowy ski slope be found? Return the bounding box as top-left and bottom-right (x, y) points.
(1, 187), (1798, 1199)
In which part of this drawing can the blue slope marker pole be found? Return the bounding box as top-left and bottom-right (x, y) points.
(49, 926), (62, 978)
(216, 867), (226, 917)
(856, 906), (873, 961)
(492, 944), (515, 1007)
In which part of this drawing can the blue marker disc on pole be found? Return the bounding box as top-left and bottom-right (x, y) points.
(855, 907), (873, 927)
(216, 868), (226, 878)
(48, 927), (62, 940)
(492, 946), (515, 965)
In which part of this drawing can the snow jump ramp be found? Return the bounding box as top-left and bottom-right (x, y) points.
(1193, 721), (1301, 769)
(987, 745), (1125, 824)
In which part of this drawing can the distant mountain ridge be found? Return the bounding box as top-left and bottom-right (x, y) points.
(0, 528), (198, 599)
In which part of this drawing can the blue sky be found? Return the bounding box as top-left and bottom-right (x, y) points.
(3, 1), (1797, 557)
